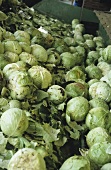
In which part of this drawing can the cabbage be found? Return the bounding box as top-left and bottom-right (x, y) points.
(89, 97), (109, 110)
(47, 85), (67, 104)
(19, 52), (38, 66)
(74, 33), (85, 45)
(101, 45), (111, 63)
(9, 100), (21, 109)
(4, 51), (19, 62)
(66, 96), (89, 122)
(93, 36), (105, 48)
(100, 70), (111, 87)
(88, 142), (111, 167)
(97, 61), (111, 76)
(0, 54), (9, 69)
(47, 48), (60, 65)
(87, 79), (99, 87)
(83, 34), (94, 40)
(3, 31), (15, 40)
(0, 108), (29, 137)
(0, 97), (9, 112)
(86, 51), (100, 65)
(10, 85), (32, 100)
(75, 24), (85, 34)
(19, 42), (31, 53)
(75, 46), (86, 58)
(4, 40), (22, 54)
(3, 62), (26, 78)
(64, 37), (76, 46)
(101, 163), (111, 170)
(65, 66), (86, 82)
(14, 30), (30, 45)
(71, 19), (80, 29)
(28, 65), (52, 89)
(89, 81), (111, 102)
(65, 82), (88, 98)
(8, 148), (46, 170)
(85, 107), (110, 130)
(85, 64), (102, 80)
(86, 127), (111, 148)
(60, 52), (77, 69)
(31, 44), (48, 62)
(85, 39), (96, 50)
(59, 155), (91, 170)
(8, 70), (32, 87)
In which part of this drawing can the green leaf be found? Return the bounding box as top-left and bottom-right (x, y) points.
(42, 123), (60, 143)
(0, 132), (7, 153)
(36, 90), (48, 102)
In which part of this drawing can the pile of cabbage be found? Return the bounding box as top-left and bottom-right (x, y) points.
(1, 0), (111, 170)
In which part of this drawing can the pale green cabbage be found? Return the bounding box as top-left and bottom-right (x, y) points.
(47, 85), (67, 104)
(66, 96), (89, 122)
(60, 155), (91, 170)
(28, 65), (52, 89)
(8, 148), (46, 170)
(0, 108), (29, 137)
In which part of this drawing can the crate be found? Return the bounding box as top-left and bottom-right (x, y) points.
(84, 0), (111, 11)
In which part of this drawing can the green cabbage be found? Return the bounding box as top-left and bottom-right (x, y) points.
(8, 148), (46, 170)
(0, 108), (29, 137)
(66, 96), (89, 122)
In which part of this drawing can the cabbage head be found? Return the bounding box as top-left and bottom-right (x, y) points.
(4, 51), (19, 63)
(85, 39), (96, 50)
(59, 155), (91, 170)
(101, 70), (111, 87)
(47, 48), (60, 65)
(19, 42), (31, 53)
(83, 34), (93, 40)
(88, 79), (99, 87)
(97, 61), (111, 76)
(71, 19), (80, 29)
(9, 100), (21, 109)
(85, 107), (110, 130)
(89, 97), (109, 110)
(93, 36), (104, 48)
(101, 163), (111, 170)
(66, 96), (89, 122)
(10, 85), (32, 100)
(0, 108), (29, 137)
(89, 81), (111, 102)
(19, 52), (38, 66)
(60, 52), (77, 69)
(75, 24), (85, 34)
(86, 127), (111, 148)
(88, 142), (111, 167)
(28, 65), (52, 89)
(0, 54), (9, 69)
(101, 45), (111, 63)
(8, 70), (32, 87)
(85, 64), (102, 80)
(8, 148), (46, 170)
(65, 66), (86, 82)
(65, 82), (88, 98)
(86, 51), (100, 65)
(3, 62), (27, 78)
(3, 31), (15, 40)
(14, 30), (31, 45)
(47, 85), (67, 104)
(31, 44), (48, 62)
(4, 40), (22, 54)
